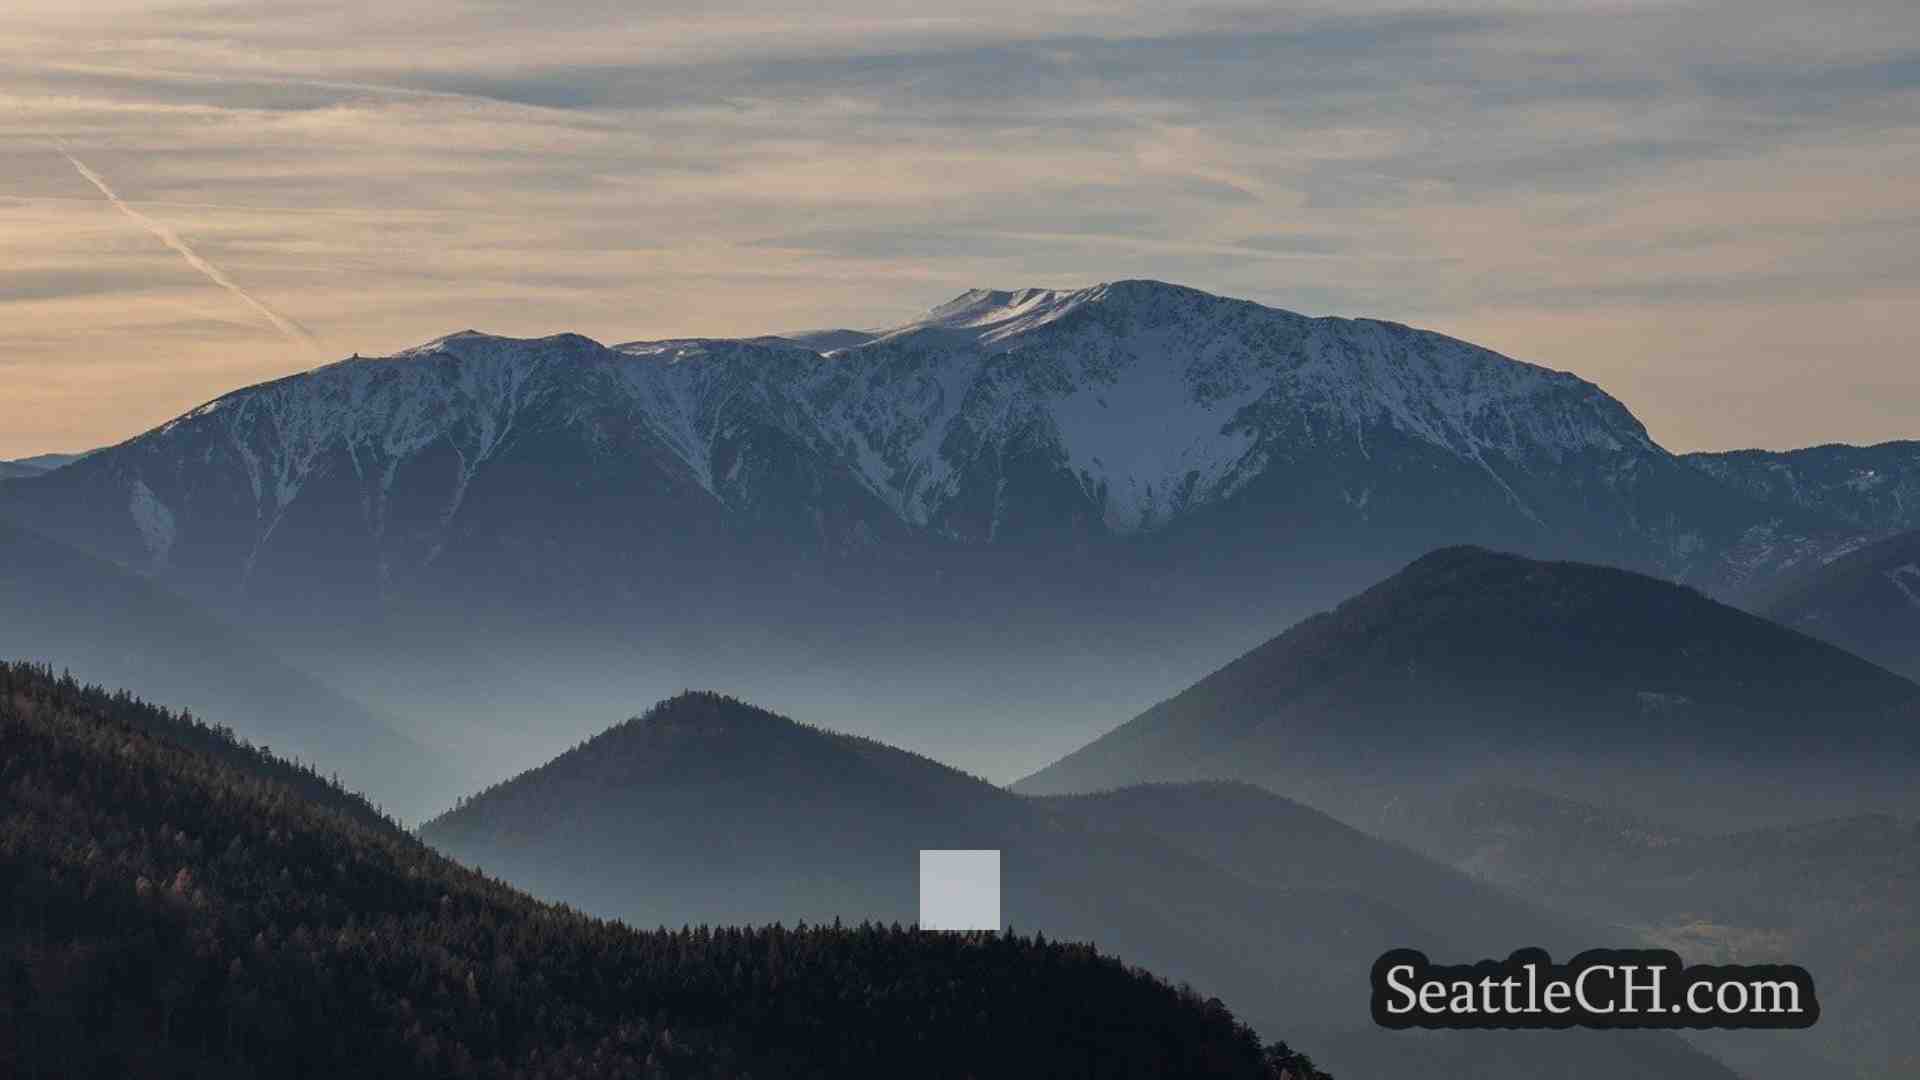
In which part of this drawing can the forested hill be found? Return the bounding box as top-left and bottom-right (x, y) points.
(0, 661), (1328, 1080)
(0, 661), (399, 832)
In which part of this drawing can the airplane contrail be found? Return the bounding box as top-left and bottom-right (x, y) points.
(55, 142), (321, 351)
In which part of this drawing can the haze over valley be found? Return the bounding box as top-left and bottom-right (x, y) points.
(8, 281), (1920, 799)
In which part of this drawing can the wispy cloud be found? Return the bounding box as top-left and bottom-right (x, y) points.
(0, 1), (1917, 458)
(55, 140), (320, 351)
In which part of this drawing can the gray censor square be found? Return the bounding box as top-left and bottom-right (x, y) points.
(919, 849), (1001, 931)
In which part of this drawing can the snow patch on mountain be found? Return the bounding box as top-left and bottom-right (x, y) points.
(895, 287), (1092, 346)
(611, 346), (723, 494)
(128, 477), (176, 566)
(1049, 343), (1263, 530)
(800, 340), (986, 524)
(839, 281), (1656, 530)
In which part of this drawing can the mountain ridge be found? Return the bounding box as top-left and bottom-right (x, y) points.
(1686, 440), (1920, 535)
(1, 280), (1890, 788)
(1, 279), (1856, 613)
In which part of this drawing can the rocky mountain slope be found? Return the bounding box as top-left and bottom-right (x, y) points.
(0, 281), (1855, 622)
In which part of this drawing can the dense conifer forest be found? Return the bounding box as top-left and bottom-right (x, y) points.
(0, 662), (1330, 1079)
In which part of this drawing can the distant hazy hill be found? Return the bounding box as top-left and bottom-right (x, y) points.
(0, 664), (1322, 1080)
(0, 452), (82, 480)
(1030, 781), (1577, 949)
(1015, 546), (1920, 833)
(1411, 780), (1696, 895)
(1438, 786), (1916, 954)
(1761, 527), (1920, 681)
(423, 692), (1739, 1080)
(0, 519), (448, 820)
(1417, 781), (1919, 1080)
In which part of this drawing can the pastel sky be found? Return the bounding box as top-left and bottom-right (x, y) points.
(2, 0), (1916, 459)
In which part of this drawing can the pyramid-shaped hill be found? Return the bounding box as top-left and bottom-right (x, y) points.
(1017, 546), (1920, 834)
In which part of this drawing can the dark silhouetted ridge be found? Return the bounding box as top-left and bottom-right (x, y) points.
(0, 664), (1323, 1080)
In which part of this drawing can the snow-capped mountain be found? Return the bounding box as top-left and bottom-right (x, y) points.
(0, 280), (1856, 614)
(815, 281), (1660, 538)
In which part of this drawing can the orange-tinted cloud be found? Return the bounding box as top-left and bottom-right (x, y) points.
(1, 0), (1916, 457)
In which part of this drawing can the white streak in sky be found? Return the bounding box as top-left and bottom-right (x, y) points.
(56, 143), (320, 350)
